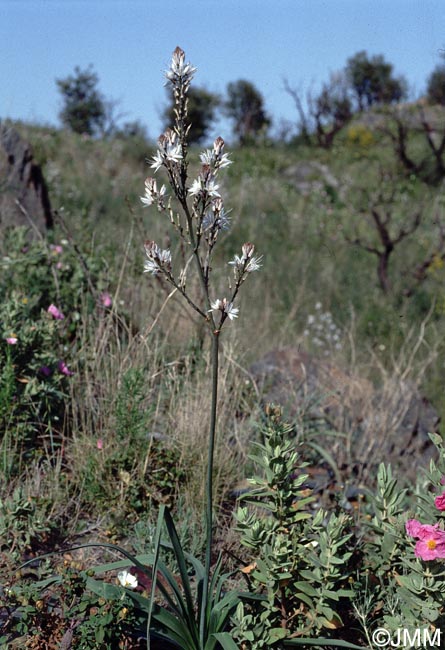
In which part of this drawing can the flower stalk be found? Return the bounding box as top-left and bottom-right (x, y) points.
(140, 46), (261, 647)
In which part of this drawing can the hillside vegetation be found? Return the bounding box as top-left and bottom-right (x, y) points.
(1, 107), (445, 646)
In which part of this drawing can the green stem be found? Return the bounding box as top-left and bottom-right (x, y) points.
(200, 329), (219, 645)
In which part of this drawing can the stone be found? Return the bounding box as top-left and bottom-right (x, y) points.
(0, 122), (53, 233)
(283, 161), (339, 196)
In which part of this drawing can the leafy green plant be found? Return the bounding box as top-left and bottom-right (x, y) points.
(232, 410), (361, 648)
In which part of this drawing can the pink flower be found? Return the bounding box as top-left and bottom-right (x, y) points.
(6, 337), (17, 345)
(48, 304), (65, 320)
(406, 518), (445, 560)
(58, 360), (73, 376)
(100, 292), (112, 308)
(96, 438), (104, 450)
(435, 493), (445, 511)
(406, 519), (424, 538)
(50, 244), (63, 254)
(56, 261), (63, 270)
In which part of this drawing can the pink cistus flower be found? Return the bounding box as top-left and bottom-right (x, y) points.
(47, 304), (65, 320)
(435, 492), (445, 511)
(100, 292), (112, 308)
(406, 518), (445, 560)
(58, 360), (73, 376)
(50, 244), (63, 255)
(96, 438), (104, 450)
(6, 337), (18, 345)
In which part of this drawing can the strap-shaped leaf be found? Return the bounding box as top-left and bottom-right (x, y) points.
(151, 604), (198, 650)
(146, 504), (166, 650)
(163, 507), (200, 646)
(208, 632), (240, 650)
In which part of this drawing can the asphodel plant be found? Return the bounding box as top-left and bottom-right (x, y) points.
(137, 47), (262, 649)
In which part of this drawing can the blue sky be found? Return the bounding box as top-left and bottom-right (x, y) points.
(1, 0), (444, 140)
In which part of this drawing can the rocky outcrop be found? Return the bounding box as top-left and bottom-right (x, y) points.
(0, 123), (53, 233)
(250, 347), (440, 479)
(283, 161), (339, 196)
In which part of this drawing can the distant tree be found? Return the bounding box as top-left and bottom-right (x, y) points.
(380, 104), (445, 183)
(56, 65), (106, 136)
(163, 86), (220, 144)
(284, 72), (352, 148)
(115, 119), (149, 140)
(427, 65), (445, 106)
(224, 80), (271, 144)
(344, 170), (422, 293)
(346, 51), (407, 111)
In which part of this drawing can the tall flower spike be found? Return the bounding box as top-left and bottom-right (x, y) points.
(165, 46), (197, 87)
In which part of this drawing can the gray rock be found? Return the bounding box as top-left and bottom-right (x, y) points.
(0, 122), (53, 233)
(284, 161), (339, 195)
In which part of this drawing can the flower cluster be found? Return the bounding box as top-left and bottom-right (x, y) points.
(406, 519), (445, 560)
(406, 484), (445, 560)
(141, 47), (260, 334)
(164, 45), (196, 89)
(141, 177), (167, 211)
(143, 240), (172, 276)
(200, 137), (232, 172)
(189, 165), (220, 199)
(303, 302), (342, 355)
(202, 197), (231, 234)
(209, 298), (239, 321)
(150, 128), (182, 173)
(229, 243), (263, 277)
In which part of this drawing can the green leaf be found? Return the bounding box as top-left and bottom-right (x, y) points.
(151, 606), (197, 650)
(209, 632), (240, 650)
(163, 507), (199, 641)
(292, 581), (318, 597)
(147, 504), (165, 650)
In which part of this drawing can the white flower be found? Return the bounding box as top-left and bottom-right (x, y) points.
(117, 570), (138, 589)
(141, 177), (167, 208)
(165, 46), (196, 85)
(188, 178), (203, 196)
(229, 243), (262, 273)
(209, 298), (239, 320)
(203, 206), (231, 231)
(143, 240), (172, 275)
(188, 167), (220, 198)
(150, 151), (164, 173)
(200, 137), (232, 171)
(150, 130), (182, 172)
(205, 178), (220, 197)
